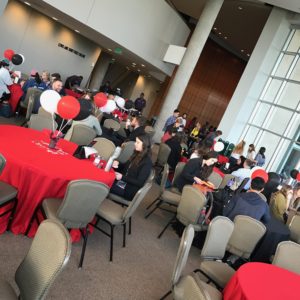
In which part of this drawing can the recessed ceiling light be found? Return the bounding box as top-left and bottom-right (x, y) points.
(224, 36), (228, 39)
(218, 32), (222, 35)
(137, 69), (140, 72)
(126, 66), (130, 70)
(75, 29), (80, 33)
(52, 17), (58, 21)
(148, 75), (151, 78)
(132, 62), (136, 65)
(241, 49), (245, 52)
(238, 6), (243, 10)
(247, 53), (250, 57)
(141, 64), (145, 67)
(24, 1), (31, 6)
(111, 58), (115, 61)
(213, 27), (217, 30)
(107, 48), (112, 52)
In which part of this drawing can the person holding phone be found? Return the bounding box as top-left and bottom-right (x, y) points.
(110, 134), (152, 200)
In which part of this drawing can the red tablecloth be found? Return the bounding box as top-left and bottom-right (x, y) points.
(0, 125), (115, 241)
(218, 154), (229, 164)
(223, 262), (300, 300)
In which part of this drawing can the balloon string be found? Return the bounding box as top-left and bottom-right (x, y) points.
(58, 119), (65, 134)
(60, 119), (72, 134)
(52, 114), (55, 134)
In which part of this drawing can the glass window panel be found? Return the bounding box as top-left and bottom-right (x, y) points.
(275, 139), (294, 174)
(287, 117), (300, 140)
(265, 107), (293, 135)
(261, 79), (283, 103)
(243, 126), (259, 146)
(276, 82), (300, 109)
(274, 54), (295, 78)
(287, 30), (300, 53)
(251, 103), (271, 127)
(256, 131), (281, 166)
(290, 58), (300, 81)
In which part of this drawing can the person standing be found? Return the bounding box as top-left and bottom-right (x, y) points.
(255, 147), (266, 167)
(162, 109), (180, 132)
(0, 59), (13, 101)
(134, 92), (146, 113)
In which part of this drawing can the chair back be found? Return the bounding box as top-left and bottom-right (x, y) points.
(272, 241), (300, 274)
(201, 216), (234, 260)
(38, 107), (52, 119)
(0, 153), (6, 175)
(117, 121), (127, 138)
(234, 177), (250, 194)
(118, 141), (135, 164)
(177, 186), (207, 226)
(156, 143), (171, 166)
(227, 215), (266, 259)
(258, 192), (267, 202)
(93, 137), (116, 161)
(57, 180), (109, 228)
(160, 164), (170, 192)
(207, 172), (223, 189)
(25, 93), (36, 121)
(172, 162), (186, 186)
(146, 168), (155, 184)
(289, 215), (300, 244)
(22, 87), (41, 109)
(145, 125), (155, 138)
(68, 124), (97, 146)
(15, 219), (71, 300)
(171, 225), (195, 286)
(28, 114), (58, 131)
(219, 174), (235, 190)
(103, 119), (120, 131)
(123, 183), (152, 222)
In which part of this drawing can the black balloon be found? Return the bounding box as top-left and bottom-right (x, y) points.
(290, 169), (299, 179)
(124, 99), (134, 109)
(11, 54), (23, 65)
(73, 99), (93, 121)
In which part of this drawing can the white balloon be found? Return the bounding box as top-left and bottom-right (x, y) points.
(40, 90), (61, 114)
(116, 97), (125, 108)
(214, 141), (224, 152)
(101, 99), (116, 113)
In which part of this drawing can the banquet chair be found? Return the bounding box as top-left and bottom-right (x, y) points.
(195, 216), (235, 289)
(117, 141), (135, 164)
(67, 124), (97, 146)
(93, 137), (116, 161)
(218, 174), (235, 190)
(25, 180), (109, 268)
(103, 118), (121, 131)
(289, 215), (300, 244)
(28, 114), (58, 131)
(145, 162), (185, 218)
(116, 121), (127, 138)
(234, 177), (250, 194)
(107, 169), (155, 234)
(161, 225), (222, 300)
(21, 92), (35, 127)
(258, 192), (267, 202)
(272, 241), (300, 275)
(207, 172), (223, 189)
(157, 185), (207, 239)
(38, 106), (52, 119)
(0, 154), (18, 231)
(93, 182), (152, 261)
(0, 219), (71, 300)
(155, 143), (171, 169)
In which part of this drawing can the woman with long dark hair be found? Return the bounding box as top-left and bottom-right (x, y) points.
(175, 151), (218, 192)
(110, 134), (152, 200)
(255, 147), (266, 167)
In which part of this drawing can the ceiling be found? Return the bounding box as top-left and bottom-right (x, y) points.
(17, 0), (300, 81)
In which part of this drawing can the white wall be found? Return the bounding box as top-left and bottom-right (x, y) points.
(0, 0), (101, 86)
(43, 0), (190, 76)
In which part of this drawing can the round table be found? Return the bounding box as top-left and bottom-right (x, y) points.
(0, 125), (115, 241)
(223, 262), (300, 300)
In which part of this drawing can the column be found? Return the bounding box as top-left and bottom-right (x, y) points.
(88, 51), (112, 90)
(153, 0), (224, 142)
(0, 0), (8, 16)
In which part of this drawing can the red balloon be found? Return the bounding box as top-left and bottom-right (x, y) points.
(297, 172), (300, 182)
(4, 49), (15, 61)
(94, 92), (107, 108)
(251, 169), (269, 183)
(57, 96), (80, 120)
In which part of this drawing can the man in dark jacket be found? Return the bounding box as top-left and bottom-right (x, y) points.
(124, 115), (146, 142)
(224, 177), (271, 224)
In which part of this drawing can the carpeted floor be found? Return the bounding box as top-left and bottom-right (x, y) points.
(0, 117), (204, 300)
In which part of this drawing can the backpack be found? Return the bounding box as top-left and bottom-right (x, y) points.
(210, 187), (235, 219)
(0, 102), (12, 118)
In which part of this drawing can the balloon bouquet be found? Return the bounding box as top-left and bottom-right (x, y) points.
(3, 48), (25, 81)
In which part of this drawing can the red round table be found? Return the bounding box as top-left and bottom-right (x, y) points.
(223, 262), (300, 300)
(0, 125), (115, 241)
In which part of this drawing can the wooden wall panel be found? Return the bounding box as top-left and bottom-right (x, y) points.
(150, 39), (246, 128)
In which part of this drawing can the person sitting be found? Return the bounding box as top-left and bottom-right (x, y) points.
(187, 121), (201, 149)
(64, 75), (83, 90)
(224, 177), (271, 224)
(38, 71), (51, 91)
(270, 184), (293, 223)
(231, 159), (253, 190)
(203, 129), (222, 146)
(123, 115), (146, 142)
(21, 69), (41, 96)
(165, 130), (183, 170)
(162, 109), (180, 132)
(229, 140), (246, 167)
(175, 151), (218, 192)
(110, 134), (152, 200)
(255, 147), (266, 167)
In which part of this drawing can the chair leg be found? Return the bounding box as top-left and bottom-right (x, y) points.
(146, 197), (158, 210)
(129, 217), (132, 235)
(157, 216), (176, 239)
(145, 200), (162, 219)
(7, 198), (18, 232)
(78, 227), (89, 269)
(123, 223), (126, 247)
(160, 290), (172, 300)
(110, 225), (115, 262)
